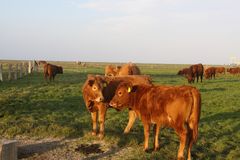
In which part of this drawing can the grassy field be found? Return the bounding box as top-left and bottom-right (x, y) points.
(0, 60), (239, 159)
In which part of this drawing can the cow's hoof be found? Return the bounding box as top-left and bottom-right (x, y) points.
(123, 130), (130, 134)
(177, 156), (184, 160)
(98, 133), (104, 140)
(143, 148), (150, 153)
(91, 131), (97, 136)
(153, 146), (159, 151)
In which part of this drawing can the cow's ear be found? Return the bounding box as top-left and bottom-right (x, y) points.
(88, 80), (94, 86)
(128, 85), (137, 93)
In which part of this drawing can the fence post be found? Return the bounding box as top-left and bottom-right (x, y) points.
(28, 61), (32, 74)
(8, 64), (12, 81)
(19, 63), (23, 78)
(24, 63), (28, 76)
(0, 140), (18, 160)
(14, 64), (18, 80)
(0, 64), (3, 82)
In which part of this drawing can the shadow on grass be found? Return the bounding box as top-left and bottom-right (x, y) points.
(18, 140), (63, 159)
(201, 111), (240, 122)
(200, 87), (226, 92)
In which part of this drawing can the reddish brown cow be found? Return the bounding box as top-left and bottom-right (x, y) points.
(43, 63), (63, 81)
(187, 64), (204, 83)
(204, 67), (216, 79)
(105, 63), (141, 76)
(177, 68), (190, 76)
(110, 82), (201, 160)
(215, 67), (225, 75)
(82, 75), (152, 139)
(227, 67), (240, 75)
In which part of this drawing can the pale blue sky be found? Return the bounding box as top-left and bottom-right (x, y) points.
(0, 0), (240, 64)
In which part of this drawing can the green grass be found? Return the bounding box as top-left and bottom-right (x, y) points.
(0, 60), (239, 159)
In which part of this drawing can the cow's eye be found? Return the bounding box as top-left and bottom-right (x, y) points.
(118, 91), (122, 96)
(92, 86), (97, 91)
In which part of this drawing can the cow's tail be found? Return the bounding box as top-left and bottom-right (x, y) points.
(189, 88), (201, 143)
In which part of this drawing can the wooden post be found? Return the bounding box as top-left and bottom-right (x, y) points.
(0, 140), (17, 160)
(19, 63), (23, 78)
(24, 63), (28, 76)
(0, 64), (3, 82)
(8, 64), (12, 81)
(14, 64), (18, 80)
(28, 61), (32, 74)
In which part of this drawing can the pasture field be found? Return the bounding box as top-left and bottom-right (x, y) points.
(0, 60), (239, 159)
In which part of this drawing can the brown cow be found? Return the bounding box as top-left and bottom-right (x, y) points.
(109, 82), (201, 160)
(82, 75), (152, 139)
(215, 67), (225, 75)
(227, 67), (240, 75)
(177, 68), (190, 76)
(43, 63), (63, 81)
(204, 67), (216, 79)
(105, 65), (119, 76)
(105, 63), (141, 76)
(187, 63), (204, 83)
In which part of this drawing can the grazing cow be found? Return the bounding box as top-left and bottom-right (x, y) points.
(227, 67), (240, 75)
(215, 67), (225, 75)
(82, 75), (152, 139)
(43, 63), (63, 81)
(105, 63), (141, 76)
(204, 67), (216, 79)
(109, 82), (201, 160)
(105, 65), (119, 76)
(177, 68), (190, 76)
(118, 63), (141, 75)
(187, 64), (204, 83)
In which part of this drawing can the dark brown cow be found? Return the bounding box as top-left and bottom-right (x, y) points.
(215, 67), (225, 75)
(109, 82), (201, 160)
(227, 67), (240, 75)
(187, 64), (204, 83)
(204, 67), (216, 79)
(82, 75), (152, 139)
(43, 63), (63, 81)
(105, 63), (141, 76)
(177, 68), (190, 76)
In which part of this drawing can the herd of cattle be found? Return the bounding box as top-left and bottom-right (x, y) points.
(37, 61), (239, 160)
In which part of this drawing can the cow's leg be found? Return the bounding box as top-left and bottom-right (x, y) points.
(142, 121), (150, 152)
(98, 104), (107, 140)
(153, 123), (160, 151)
(91, 112), (98, 136)
(124, 110), (137, 134)
(187, 129), (194, 160)
(177, 128), (188, 160)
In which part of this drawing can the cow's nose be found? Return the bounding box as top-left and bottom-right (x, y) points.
(109, 102), (116, 107)
(96, 96), (104, 102)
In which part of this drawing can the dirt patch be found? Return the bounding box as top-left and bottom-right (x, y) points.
(75, 143), (104, 155)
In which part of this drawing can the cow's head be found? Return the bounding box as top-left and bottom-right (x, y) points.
(177, 70), (182, 75)
(186, 75), (194, 83)
(109, 82), (136, 111)
(82, 75), (107, 112)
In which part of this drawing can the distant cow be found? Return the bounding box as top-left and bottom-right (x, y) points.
(187, 64), (204, 83)
(110, 82), (201, 160)
(105, 63), (141, 76)
(205, 67), (216, 79)
(43, 63), (63, 81)
(82, 75), (152, 139)
(177, 68), (190, 76)
(227, 67), (240, 75)
(215, 67), (225, 75)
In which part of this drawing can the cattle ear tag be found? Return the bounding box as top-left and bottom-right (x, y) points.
(128, 87), (132, 93)
(103, 83), (107, 87)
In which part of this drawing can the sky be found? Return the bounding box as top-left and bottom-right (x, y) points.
(0, 0), (240, 64)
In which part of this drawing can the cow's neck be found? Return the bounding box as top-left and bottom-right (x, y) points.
(129, 86), (149, 111)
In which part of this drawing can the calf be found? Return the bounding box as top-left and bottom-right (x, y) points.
(215, 67), (225, 75)
(43, 63), (63, 81)
(177, 68), (190, 76)
(105, 63), (141, 76)
(110, 82), (201, 160)
(227, 67), (240, 75)
(204, 67), (216, 79)
(82, 75), (152, 139)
